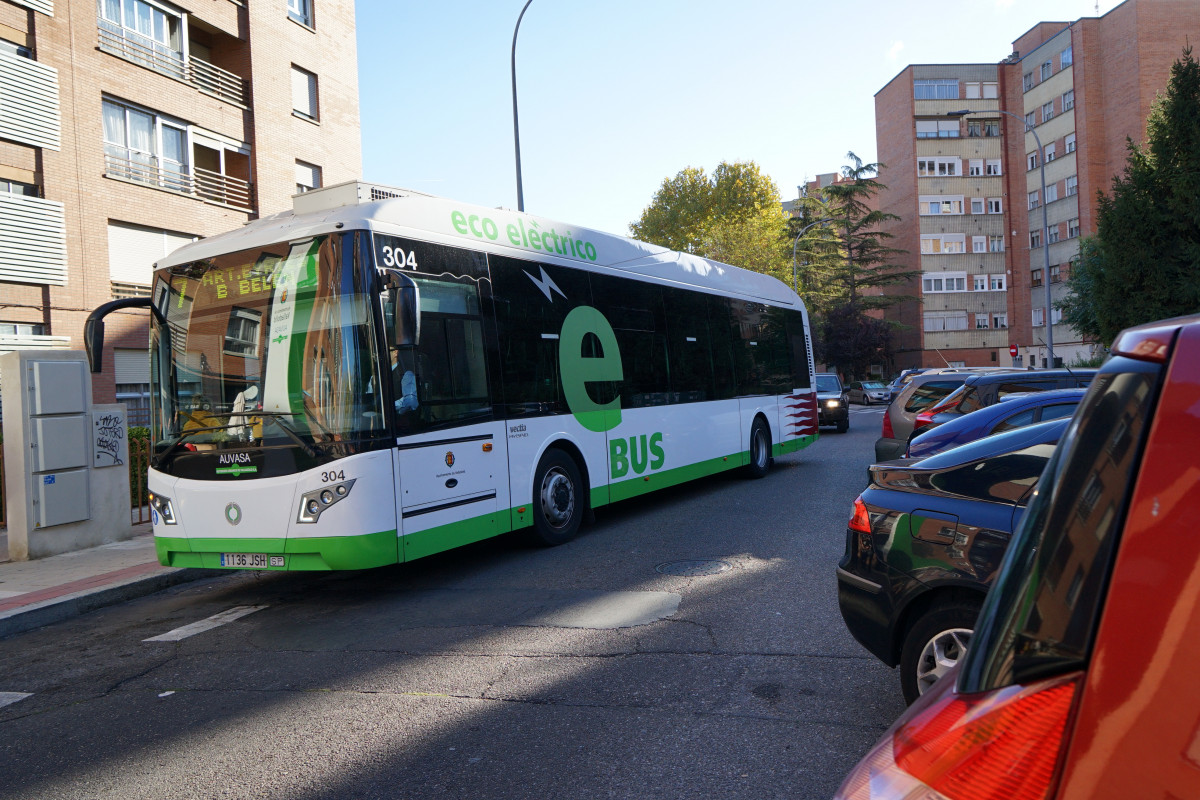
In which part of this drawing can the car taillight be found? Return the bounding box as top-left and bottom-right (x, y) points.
(835, 673), (1080, 800)
(912, 410), (936, 433)
(882, 412), (894, 439)
(848, 496), (871, 533)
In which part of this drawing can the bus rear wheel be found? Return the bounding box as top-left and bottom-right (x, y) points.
(745, 418), (772, 479)
(529, 448), (584, 546)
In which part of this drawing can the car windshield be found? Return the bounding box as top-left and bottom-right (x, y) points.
(862, 381), (885, 389)
(903, 379), (963, 413)
(816, 375), (841, 392)
(149, 233), (385, 461)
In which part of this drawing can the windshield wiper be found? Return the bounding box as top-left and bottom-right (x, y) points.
(159, 422), (246, 461)
(255, 412), (321, 458)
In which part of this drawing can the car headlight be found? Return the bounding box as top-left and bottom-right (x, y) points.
(826, 399), (841, 408)
(148, 492), (177, 525)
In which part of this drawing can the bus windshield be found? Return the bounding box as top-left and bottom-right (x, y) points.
(149, 233), (385, 461)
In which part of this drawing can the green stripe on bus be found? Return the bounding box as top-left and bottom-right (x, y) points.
(774, 434), (816, 456)
(155, 529), (398, 571)
(402, 510), (513, 561)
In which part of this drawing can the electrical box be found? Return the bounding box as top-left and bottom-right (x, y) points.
(34, 470), (90, 528)
(31, 415), (89, 472)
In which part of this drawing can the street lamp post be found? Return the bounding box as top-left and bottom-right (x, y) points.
(511, 0), (534, 212)
(791, 217), (835, 297)
(950, 108), (1053, 369)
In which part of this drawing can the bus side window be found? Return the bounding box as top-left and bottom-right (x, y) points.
(707, 295), (738, 400)
(589, 275), (669, 409)
(662, 287), (715, 403)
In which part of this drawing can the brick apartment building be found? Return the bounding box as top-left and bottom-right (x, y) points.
(874, 0), (1199, 372)
(0, 0), (361, 420)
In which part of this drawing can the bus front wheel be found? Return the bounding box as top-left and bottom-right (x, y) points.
(529, 448), (584, 546)
(745, 418), (772, 479)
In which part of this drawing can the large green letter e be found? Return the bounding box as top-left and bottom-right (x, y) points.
(559, 305), (623, 433)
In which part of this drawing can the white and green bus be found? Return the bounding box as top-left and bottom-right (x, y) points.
(86, 182), (818, 570)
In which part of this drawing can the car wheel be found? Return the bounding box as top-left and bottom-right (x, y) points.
(836, 417), (849, 434)
(900, 601), (980, 704)
(863, 397), (870, 406)
(745, 418), (771, 479)
(528, 448), (584, 546)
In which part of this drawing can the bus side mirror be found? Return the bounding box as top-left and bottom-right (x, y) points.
(382, 270), (420, 348)
(84, 296), (156, 373)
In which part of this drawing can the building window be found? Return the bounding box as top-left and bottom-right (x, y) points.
(982, 120), (1000, 136)
(1069, 218), (1080, 238)
(920, 235), (966, 255)
(985, 159), (1002, 176)
(1031, 230), (1042, 248)
(971, 197), (985, 214)
(989, 235), (1005, 252)
(917, 157), (960, 177)
(976, 314), (990, 329)
(1051, 307), (1063, 325)
(965, 82), (981, 99)
(1032, 268), (1044, 288)
(1045, 143), (1056, 162)
(972, 237), (987, 254)
(920, 196), (964, 215)
(1066, 175), (1078, 196)
(1066, 133), (1077, 153)
(983, 82), (998, 99)
(97, 0), (185, 78)
(922, 272), (968, 293)
(1028, 191), (1040, 210)
(295, 160), (322, 193)
(0, 322), (46, 336)
(974, 275), (987, 291)
(969, 159), (983, 176)
(102, 97), (189, 191)
(1062, 89), (1074, 111)
(916, 120), (960, 139)
(291, 65), (319, 120)
(967, 120), (982, 137)
(0, 178), (38, 196)
(1048, 226), (1061, 243)
(1042, 101), (1055, 123)
(1025, 111), (1036, 128)
(1041, 60), (1053, 80)
(1033, 307), (1046, 327)
(924, 311), (969, 331)
(0, 37), (31, 58)
(223, 307), (261, 356)
(288, 0), (313, 26)
(989, 275), (1006, 291)
(1023, 72), (1034, 92)
(1045, 184), (1058, 204)
(1050, 264), (1062, 283)
(914, 79), (959, 100)
(987, 197), (1002, 214)
(993, 313), (1008, 329)
(1028, 151), (1040, 171)
(1061, 45), (1073, 68)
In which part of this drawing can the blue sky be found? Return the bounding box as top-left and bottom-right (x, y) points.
(356, 0), (1117, 236)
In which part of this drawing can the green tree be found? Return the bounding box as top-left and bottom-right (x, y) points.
(818, 304), (893, 380)
(1059, 46), (1200, 344)
(631, 161), (790, 281)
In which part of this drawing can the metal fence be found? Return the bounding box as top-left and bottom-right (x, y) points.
(129, 433), (151, 524)
(0, 443), (6, 529)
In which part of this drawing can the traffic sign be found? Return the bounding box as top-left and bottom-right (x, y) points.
(1009, 345), (1019, 357)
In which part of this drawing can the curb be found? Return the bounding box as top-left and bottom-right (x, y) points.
(0, 567), (223, 640)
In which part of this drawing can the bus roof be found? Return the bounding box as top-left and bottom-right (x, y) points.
(158, 181), (801, 308)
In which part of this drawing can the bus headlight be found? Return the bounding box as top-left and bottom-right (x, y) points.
(148, 492), (178, 525)
(297, 479), (356, 523)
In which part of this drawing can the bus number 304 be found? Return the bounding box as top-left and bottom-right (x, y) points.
(380, 245), (418, 269)
(321, 470), (346, 483)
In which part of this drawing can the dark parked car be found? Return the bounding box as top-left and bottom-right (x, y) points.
(838, 418), (1068, 703)
(815, 372), (849, 432)
(906, 387), (1085, 458)
(909, 367), (1097, 441)
(836, 315), (1200, 800)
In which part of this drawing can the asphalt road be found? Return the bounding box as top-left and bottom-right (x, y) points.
(0, 405), (904, 800)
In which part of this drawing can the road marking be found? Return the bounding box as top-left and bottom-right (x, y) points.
(0, 692), (32, 709)
(144, 605), (268, 642)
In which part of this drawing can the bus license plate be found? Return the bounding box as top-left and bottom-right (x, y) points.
(220, 553), (282, 568)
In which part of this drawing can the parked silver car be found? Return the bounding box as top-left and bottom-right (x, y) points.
(847, 380), (889, 405)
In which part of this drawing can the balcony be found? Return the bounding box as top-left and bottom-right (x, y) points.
(105, 148), (253, 211)
(98, 22), (247, 107)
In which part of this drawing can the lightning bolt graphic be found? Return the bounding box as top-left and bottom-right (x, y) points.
(523, 266), (567, 303)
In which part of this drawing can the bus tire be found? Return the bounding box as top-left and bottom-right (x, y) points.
(745, 418), (772, 479)
(529, 448), (584, 546)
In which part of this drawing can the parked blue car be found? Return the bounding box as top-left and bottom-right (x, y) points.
(906, 387), (1086, 458)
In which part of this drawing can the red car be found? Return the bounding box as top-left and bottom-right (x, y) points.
(836, 314), (1200, 800)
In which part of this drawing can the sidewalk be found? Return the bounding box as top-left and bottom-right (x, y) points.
(0, 523), (217, 639)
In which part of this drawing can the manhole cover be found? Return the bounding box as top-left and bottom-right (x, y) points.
(655, 559), (733, 577)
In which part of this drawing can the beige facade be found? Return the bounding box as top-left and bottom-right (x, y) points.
(0, 0), (361, 414)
